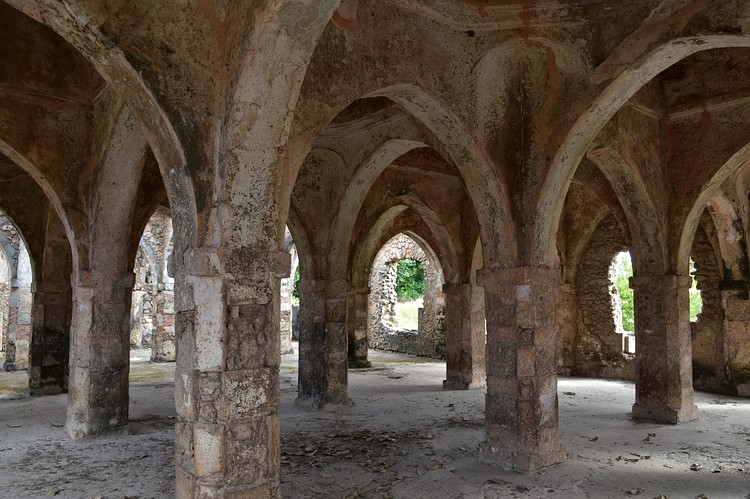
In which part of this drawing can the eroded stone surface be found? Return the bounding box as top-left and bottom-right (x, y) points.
(2, 0), (750, 496)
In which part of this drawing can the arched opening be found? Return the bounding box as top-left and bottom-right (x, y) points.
(394, 257), (425, 330)
(0, 212), (33, 375)
(368, 233), (445, 359)
(0, 241), (9, 361)
(610, 250), (635, 353)
(280, 226), (298, 355)
(130, 209), (175, 365)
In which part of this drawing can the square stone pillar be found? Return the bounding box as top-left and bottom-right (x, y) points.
(4, 280), (32, 371)
(721, 288), (750, 396)
(295, 278), (351, 408)
(347, 286), (371, 368)
(443, 282), (485, 390)
(479, 266), (565, 472)
(174, 249), (285, 497)
(555, 283), (576, 374)
(151, 285), (176, 362)
(630, 275), (697, 423)
(67, 271), (133, 438)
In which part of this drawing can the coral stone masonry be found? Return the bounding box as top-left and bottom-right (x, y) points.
(1, 0), (750, 497)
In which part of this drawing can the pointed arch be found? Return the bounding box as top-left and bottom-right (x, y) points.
(679, 142), (750, 273)
(535, 34), (750, 265)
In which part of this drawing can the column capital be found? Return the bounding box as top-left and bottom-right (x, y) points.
(186, 246), (223, 277)
(297, 277), (326, 293)
(442, 282), (470, 294)
(73, 270), (135, 289)
(270, 251), (291, 278)
(477, 266), (559, 291)
(325, 278), (350, 297)
(629, 274), (691, 290)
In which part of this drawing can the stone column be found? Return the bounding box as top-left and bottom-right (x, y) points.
(480, 266), (565, 472)
(279, 272), (294, 355)
(4, 246), (33, 371)
(556, 283), (577, 374)
(29, 281), (71, 394)
(721, 287), (750, 396)
(347, 285), (370, 368)
(296, 277), (351, 408)
(174, 250), (284, 497)
(151, 283), (176, 362)
(66, 270), (134, 438)
(630, 275), (697, 423)
(443, 282), (485, 389)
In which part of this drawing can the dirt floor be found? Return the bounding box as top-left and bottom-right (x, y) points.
(0, 345), (749, 498)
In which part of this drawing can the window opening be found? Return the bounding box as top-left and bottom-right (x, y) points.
(610, 251), (635, 353)
(394, 258), (424, 330)
(689, 258), (703, 322)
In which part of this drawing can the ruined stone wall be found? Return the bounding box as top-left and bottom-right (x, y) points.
(0, 215), (32, 371)
(571, 216), (635, 379)
(131, 245), (157, 349)
(368, 234), (445, 358)
(130, 211), (175, 361)
(0, 246), (9, 354)
(279, 232), (297, 354)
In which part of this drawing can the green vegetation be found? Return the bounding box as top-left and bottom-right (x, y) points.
(613, 252), (634, 332)
(689, 259), (702, 322)
(396, 259), (425, 301)
(292, 265), (300, 305)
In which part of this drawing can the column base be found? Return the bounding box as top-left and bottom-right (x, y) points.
(442, 378), (486, 390)
(479, 438), (566, 473)
(348, 358), (371, 369)
(66, 419), (129, 440)
(294, 394), (354, 410)
(631, 403), (698, 424)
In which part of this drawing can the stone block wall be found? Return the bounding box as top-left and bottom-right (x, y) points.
(367, 234), (446, 359)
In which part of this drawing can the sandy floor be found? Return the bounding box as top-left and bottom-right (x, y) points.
(0, 345), (749, 498)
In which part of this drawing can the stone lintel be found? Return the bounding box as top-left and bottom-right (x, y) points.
(325, 278), (349, 297)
